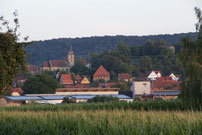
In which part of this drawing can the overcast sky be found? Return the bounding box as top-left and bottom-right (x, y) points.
(0, 0), (202, 41)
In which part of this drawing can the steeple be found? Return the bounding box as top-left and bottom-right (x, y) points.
(68, 39), (74, 67)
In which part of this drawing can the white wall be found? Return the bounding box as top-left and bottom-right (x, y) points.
(131, 81), (151, 98)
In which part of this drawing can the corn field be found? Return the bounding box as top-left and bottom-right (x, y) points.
(0, 109), (201, 135)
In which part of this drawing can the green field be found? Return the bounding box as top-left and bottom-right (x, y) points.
(0, 109), (201, 135)
(0, 101), (202, 135)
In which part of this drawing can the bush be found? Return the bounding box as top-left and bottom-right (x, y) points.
(62, 97), (76, 104)
(87, 96), (119, 103)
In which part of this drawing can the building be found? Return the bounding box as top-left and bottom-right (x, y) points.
(56, 88), (119, 95)
(131, 81), (151, 98)
(152, 90), (180, 100)
(169, 45), (175, 53)
(40, 45), (74, 73)
(6, 88), (24, 96)
(145, 71), (162, 81)
(59, 74), (73, 85)
(5, 94), (132, 104)
(81, 77), (90, 84)
(13, 76), (26, 87)
(93, 65), (110, 82)
(27, 65), (39, 75)
(118, 73), (132, 82)
(151, 81), (182, 90)
(169, 73), (181, 81)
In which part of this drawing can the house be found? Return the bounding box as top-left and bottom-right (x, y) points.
(145, 71), (162, 80)
(118, 73), (132, 82)
(75, 74), (82, 84)
(27, 65), (39, 75)
(59, 74), (73, 85)
(93, 65), (110, 82)
(13, 76), (26, 87)
(131, 81), (151, 98)
(169, 73), (181, 81)
(40, 45), (74, 73)
(81, 77), (90, 84)
(6, 88), (24, 96)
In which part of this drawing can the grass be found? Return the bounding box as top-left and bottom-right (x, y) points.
(0, 110), (201, 135)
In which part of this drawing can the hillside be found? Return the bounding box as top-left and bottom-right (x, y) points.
(25, 32), (197, 65)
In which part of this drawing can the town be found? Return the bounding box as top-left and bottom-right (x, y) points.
(5, 44), (182, 104)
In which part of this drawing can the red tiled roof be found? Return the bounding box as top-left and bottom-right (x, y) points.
(61, 74), (73, 84)
(152, 81), (182, 90)
(93, 65), (110, 77)
(43, 62), (49, 67)
(118, 73), (132, 79)
(27, 65), (39, 72)
(50, 60), (68, 67)
(156, 76), (172, 82)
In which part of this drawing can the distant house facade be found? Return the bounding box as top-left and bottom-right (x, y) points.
(6, 88), (24, 96)
(93, 65), (110, 82)
(118, 73), (132, 82)
(81, 77), (90, 84)
(131, 81), (151, 98)
(40, 45), (74, 73)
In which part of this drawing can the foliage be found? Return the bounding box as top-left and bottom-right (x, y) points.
(179, 7), (202, 108)
(87, 96), (119, 103)
(25, 33), (198, 65)
(71, 57), (91, 75)
(110, 83), (129, 90)
(22, 74), (63, 94)
(0, 11), (27, 96)
(62, 97), (76, 104)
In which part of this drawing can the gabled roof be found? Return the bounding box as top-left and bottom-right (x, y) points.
(154, 71), (161, 75)
(145, 71), (154, 77)
(60, 74), (73, 84)
(93, 65), (110, 77)
(50, 60), (68, 67)
(118, 73), (132, 79)
(81, 77), (90, 84)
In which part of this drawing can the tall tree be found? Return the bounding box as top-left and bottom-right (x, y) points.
(0, 11), (27, 96)
(179, 7), (202, 107)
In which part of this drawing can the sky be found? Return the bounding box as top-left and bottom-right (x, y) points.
(0, 0), (202, 41)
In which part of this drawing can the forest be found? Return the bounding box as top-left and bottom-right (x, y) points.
(25, 32), (197, 65)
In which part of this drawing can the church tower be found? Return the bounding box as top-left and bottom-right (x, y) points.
(68, 45), (74, 67)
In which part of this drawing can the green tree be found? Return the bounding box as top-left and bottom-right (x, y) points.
(179, 7), (202, 107)
(22, 74), (63, 94)
(0, 11), (27, 96)
(62, 97), (76, 104)
(87, 96), (119, 103)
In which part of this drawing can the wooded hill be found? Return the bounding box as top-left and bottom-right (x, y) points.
(25, 32), (197, 65)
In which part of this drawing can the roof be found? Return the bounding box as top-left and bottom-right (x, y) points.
(50, 60), (68, 67)
(56, 88), (119, 92)
(6, 88), (24, 95)
(145, 71), (153, 77)
(5, 94), (132, 101)
(152, 90), (180, 96)
(60, 74), (73, 84)
(156, 76), (172, 82)
(154, 71), (161, 74)
(152, 81), (182, 90)
(27, 65), (39, 72)
(118, 73), (132, 79)
(93, 65), (110, 77)
(43, 62), (49, 67)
